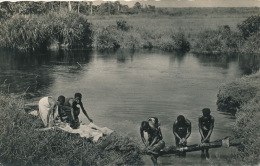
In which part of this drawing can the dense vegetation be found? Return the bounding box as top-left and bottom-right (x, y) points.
(1, 2), (260, 53)
(0, 91), (143, 166)
(217, 72), (260, 114)
(193, 14), (260, 54)
(1, 1), (259, 18)
(0, 10), (93, 51)
(217, 71), (260, 165)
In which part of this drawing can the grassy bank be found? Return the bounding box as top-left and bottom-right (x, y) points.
(1, 8), (260, 54)
(89, 14), (245, 52)
(216, 71), (260, 165)
(0, 10), (93, 51)
(0, 92), (143, 166)
(89, 13), (260, 54)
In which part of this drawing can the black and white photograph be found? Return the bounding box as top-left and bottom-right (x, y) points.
(0, 0), (259, 165)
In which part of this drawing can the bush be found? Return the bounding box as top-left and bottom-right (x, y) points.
(240, 32), (260, 53)
(0, 92), (143, 166)
(116, 19), (132, 31)
(96, 25), (121, 50)
(217, 72), (260, 114)
(193, 25), (243, 54)
(96, 25), (142, 50)
(158, 32), (190, 52)
(237, 15), (260, 39)
(0, 10), (93, 51)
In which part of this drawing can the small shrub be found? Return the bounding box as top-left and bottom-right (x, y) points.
(116, 19), (132, 31)
(159, 32), (190, 52)
(96, 25), (121, 49)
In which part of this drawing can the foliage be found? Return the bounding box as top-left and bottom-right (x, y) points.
(96, 25), (121, 49)
(158, 32), (190, 52)
(230, 72), (260, 165)
(1, 2), (260, 19)
(237, 15), (260, 39)
(217, 72), (260, 114)
(116, 19), (132, 31)
(240, 32), (260, 53)
(0, 10), (93, 51)
(0, 92), (143, 166)
(96, 19), (190, 51)
(193, 25), (244, 54)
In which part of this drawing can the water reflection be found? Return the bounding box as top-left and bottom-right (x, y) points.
(238, 53), (260, 74)
(193, 53), (260, 75)
(50, 50), (94, 65)
(168, 51), (186, 64)
(0, 49), (94, 95)
(193, 53), (238, 69)
(96, 49), (135, 63)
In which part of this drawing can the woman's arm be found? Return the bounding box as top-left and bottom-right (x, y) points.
(79, 102), (93, 122)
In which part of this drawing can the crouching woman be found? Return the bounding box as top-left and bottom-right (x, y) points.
(140, 117), (165, 165)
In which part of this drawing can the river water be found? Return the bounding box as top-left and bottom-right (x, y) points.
(0, 49), (258, 165)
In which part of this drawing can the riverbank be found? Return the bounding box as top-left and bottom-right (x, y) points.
(217, 71), (260, 165)
(0, 92), (143, 166)
(1, 9), (260, 54)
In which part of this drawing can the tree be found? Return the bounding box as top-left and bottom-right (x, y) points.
(237, 15), (260, 39)
(133, 2), (142, 9)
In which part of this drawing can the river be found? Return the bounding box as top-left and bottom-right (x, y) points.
(0, 49), (258, 165)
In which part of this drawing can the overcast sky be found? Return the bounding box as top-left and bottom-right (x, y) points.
(1, 0), (260, 7)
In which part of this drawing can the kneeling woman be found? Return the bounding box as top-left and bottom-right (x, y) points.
(140, 117), (165, 165)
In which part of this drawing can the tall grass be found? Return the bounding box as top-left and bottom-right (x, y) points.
(0, 91), (143, 166)
(192, 25), (244, 54)
(1, 8), (260, 54)
(0, 10), (93, 51)
(219, 71), (260, 165)
(95, 19), (190, 51)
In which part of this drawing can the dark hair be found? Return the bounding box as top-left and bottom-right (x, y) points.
(141, 121), (149, 130)
(202, 108), (211, 115)
(177, 115), (185, 122)
(74, 93), (82, 99)
(58, 95), (65, 103)
(148, 117), (159, 126)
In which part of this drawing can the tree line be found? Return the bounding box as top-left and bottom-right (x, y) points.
(0, 1), (156, 19)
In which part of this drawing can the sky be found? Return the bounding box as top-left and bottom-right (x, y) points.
(1, 0), (260, 7)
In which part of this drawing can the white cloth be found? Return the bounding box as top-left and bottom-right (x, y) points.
(39, 123), (113, 142)
(38, 97), (58, 127)
(58, 123), (114, 142)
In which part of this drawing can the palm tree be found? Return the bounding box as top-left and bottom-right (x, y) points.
(68, 1), (72, 11)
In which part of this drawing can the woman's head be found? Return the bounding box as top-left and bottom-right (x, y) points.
(202, 108), (211, 117)
(57, 95), (65, 105)
(177, 115), (185, 123)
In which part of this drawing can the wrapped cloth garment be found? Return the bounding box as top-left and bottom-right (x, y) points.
(38, 97), (59, 127)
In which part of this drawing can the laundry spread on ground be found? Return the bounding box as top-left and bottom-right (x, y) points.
(29, 110), (114, 142)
